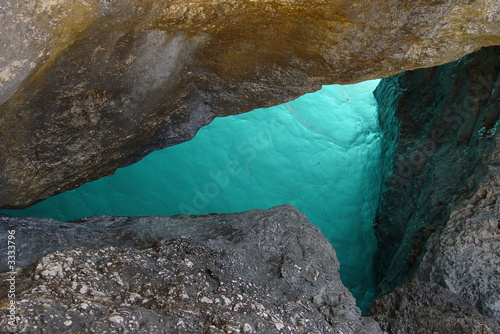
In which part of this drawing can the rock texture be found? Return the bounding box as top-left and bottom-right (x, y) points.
(0, 205), (381, 333)
(417, 134), (500, 325)
(1, 0), (500, 209)
(370, 279), (500, 334)
(373, 46), (500, 297)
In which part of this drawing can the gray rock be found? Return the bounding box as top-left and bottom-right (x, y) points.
(417, 134), (500, 325)
(370, 279), (500, 334)
(2, 0), (500, 209)
(374, 46), (500, 296)
(0, 205), (381, 333)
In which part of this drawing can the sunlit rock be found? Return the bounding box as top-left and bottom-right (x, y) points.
(1, 0), (499, 208)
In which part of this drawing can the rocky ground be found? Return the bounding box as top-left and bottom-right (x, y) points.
(1, 178), (499, 333)
(0, 205), (381, 333)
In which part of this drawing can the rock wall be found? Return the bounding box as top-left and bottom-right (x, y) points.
(370, 279), (500, 334)
(416, 134), (500, 325)
(1, 0), (500, 209)
(0, 205), (381, 333)
(373, 46), (500, 297)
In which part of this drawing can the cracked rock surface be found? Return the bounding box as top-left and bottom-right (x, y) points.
(417, 134), (500, 325)
(370, 279), (500, 334)
(0, 205), (381, 333)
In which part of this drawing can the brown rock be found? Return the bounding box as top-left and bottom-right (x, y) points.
(1, 0), (500, 208)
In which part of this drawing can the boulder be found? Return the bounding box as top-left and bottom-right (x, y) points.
(0, 205), (381, 333)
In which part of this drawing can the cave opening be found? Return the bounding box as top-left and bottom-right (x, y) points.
(1, 79), (383, 312)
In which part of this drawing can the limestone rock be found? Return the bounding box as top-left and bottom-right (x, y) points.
(370, 279), (500, 334)
(417, 134), (500, 325)
(2, 0), (500, 208)
(0, 205), (381, 333)
(374, 46), (500, 296)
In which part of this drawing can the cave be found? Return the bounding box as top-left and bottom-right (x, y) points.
(1, 1), (499, 333)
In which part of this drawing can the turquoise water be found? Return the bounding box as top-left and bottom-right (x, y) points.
(2, 80), (382, 311)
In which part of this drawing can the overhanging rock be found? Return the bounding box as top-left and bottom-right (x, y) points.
(1, 0), (500, 208)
